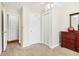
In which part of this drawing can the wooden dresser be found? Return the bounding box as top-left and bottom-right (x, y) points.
(60, 31), (79, 52)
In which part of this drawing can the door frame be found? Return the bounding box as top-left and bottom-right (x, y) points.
(1, 9), (8, 52)
(1, 10), (4, 52)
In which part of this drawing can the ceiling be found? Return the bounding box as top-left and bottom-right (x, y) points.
(2, 2), (51, 10)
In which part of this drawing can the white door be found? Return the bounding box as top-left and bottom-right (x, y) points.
(41, 11), (52, 46)
(41, 15), (45, 43)
(2, 9), (7, 51)
(42, 14), (49, 45)
(28, 13), (40, 45)
(44, 14), (49, 45)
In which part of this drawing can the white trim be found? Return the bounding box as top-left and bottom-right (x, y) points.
(50, 44), (60, 49)
(22, 42), (42, 48)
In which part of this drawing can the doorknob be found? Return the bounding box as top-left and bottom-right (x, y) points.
(30, 30), (32, 32)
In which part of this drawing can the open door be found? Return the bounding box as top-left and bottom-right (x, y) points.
(2, 9), (7, 51)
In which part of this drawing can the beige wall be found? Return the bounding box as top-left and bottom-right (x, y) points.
(51, 3), (65, 48)
(52, 2), (79, 48)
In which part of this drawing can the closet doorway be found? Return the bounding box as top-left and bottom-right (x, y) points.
(41, 10), (52, 47)
(7, 13), (19, 43)
(1, 9), (21, 52)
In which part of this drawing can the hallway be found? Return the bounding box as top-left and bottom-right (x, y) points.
(1, 42), (79, 56)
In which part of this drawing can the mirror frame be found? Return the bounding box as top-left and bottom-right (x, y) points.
(69, 12), (79, 28)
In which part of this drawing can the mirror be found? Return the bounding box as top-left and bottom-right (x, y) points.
(70, 12), (79, 31)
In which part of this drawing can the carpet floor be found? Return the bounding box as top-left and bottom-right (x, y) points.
(1, 42), (79, 56)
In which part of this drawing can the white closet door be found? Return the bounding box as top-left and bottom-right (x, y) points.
(29, 14), (36, 44)
(44, 14), (49, 45)
(41, 15), (45, 43)
(41, 11), (52, 47)
(28, 13), (40, 45)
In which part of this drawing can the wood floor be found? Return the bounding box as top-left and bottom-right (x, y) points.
(1, 42), (79, 56)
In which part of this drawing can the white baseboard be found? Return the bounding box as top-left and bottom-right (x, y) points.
(22, 42), (41, 48)
(50, 44), (59, 49)
(22, 43), (31, 48)
(22, 42), (60, 49)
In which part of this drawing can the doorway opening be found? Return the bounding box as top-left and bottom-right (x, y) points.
(7, 13), (20, 48)
(2, 9), (21, 52)
(7, 13), (19, 43)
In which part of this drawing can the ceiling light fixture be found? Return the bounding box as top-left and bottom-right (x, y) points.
(47, 4), (51, 9)
(46, 3), (53, 9)
(51, 4), (54, 7)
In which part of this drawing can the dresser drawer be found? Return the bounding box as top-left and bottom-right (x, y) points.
(76, 38), (79, 52)
(62, 38), (75, 44)
(62, 34), (75, 40)
(76, 47), (79, 52)
(60, 32), (76, 51)
(62, 42), (75, 50)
